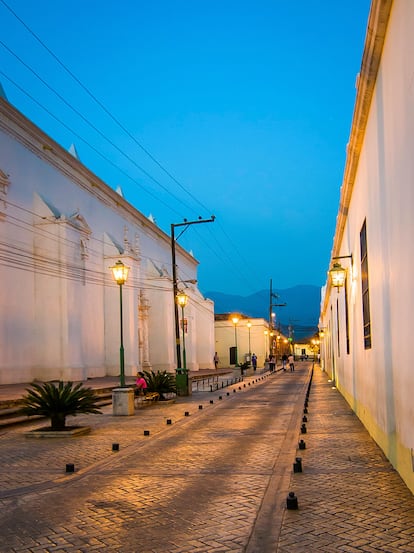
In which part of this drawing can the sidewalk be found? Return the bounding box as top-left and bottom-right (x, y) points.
(0, 367), (235, 405)
(276, 366), (414, 552)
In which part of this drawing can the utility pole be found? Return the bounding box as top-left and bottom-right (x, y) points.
(171, 216), (215, 370)
(269, 278), (286, 357)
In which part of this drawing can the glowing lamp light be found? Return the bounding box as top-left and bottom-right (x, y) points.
(110, 260), (130, 285)
(176, 291), (188, 307)
(329, 262), (346, 288)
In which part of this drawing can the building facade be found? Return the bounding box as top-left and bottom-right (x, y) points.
(0, 95), (214, 385)
(214, 314), (290, 369)
(319, 0), (414, 493)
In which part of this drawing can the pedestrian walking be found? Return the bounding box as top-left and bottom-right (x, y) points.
(282, 353), (288, 371)
(288, 354), (295, 372)
(269, 355), (276, 372)
(214, 352), (220, 369)
(251, 353), (257, 371)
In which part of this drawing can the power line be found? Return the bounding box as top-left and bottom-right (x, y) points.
(0, 0), (211, 216)
(0, 70), (187, 220)
(0, 42), (199, 217)
(0, 1), (261, 295)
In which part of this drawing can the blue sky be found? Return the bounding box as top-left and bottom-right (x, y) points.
(0, 0), (371, 296)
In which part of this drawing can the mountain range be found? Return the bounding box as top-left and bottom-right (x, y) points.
(205, 285), (321, 341)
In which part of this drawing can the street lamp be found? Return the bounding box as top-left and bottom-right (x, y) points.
(231, 315), (239, 365)
(329, 254), (353, 291)
(176, 291), (188, 370)
(329, 262), (347, 289)
(247, 321), (252, 363)
(110, 260), (130, 387)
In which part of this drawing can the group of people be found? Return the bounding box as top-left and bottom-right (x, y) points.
(268, 353), (295, 372)
(282, 353), (295, 372)
(214, 352), (295, 372)
(214, 352), (258, 371)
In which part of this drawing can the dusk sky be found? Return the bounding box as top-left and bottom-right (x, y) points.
(0, 0), (371, 296)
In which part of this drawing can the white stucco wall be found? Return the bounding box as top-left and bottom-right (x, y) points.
(320, 1), (414, 493)
(0, 98), (215, 384)
(214, 318), (269, 368)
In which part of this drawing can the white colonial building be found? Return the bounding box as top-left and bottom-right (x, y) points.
(320, 0), (414, 494)
(0, 93), (215, 385)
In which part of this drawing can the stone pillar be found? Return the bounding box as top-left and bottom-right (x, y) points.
(139, 290), (152, 371)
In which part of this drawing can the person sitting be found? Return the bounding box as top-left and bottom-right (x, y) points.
(135, 372), (148, 396)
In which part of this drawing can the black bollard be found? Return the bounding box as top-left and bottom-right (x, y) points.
(66, 463), (75, 473)
(298, 439), (306, 450)
(199, 405), (203, 410)
(184, 411), (190, 416)
(295, 457), (303, 472)
(302, 415), (308, 423)
(286, 491), (298, 510)
(112, 443), (120, 451)
(144, 430), (150, 436)
(301, 423), (307, 434)
(303, 407), (308, 414)
(210, 400), (214, 404)
(166, 419), (172, 425)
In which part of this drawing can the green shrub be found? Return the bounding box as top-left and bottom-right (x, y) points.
(18, 381), (102, 430)
(143, 370), (176, 400)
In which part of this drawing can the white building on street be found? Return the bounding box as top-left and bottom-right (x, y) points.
(0, 94), (214, 385)
(320, 0), (414, 494)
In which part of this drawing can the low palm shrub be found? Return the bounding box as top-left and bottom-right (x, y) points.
(143, 370), (176, 400)
(18, 381), (102, 430)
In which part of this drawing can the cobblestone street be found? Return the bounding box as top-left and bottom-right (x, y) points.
(0, 365), (413, 552)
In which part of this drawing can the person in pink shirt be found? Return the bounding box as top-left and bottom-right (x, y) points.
(135, 372), (148, 396)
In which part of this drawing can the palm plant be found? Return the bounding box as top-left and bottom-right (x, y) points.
(143, 370), (176, 400)
(18, 381), (102, 430)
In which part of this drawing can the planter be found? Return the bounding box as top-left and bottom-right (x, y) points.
(25, 426), (91, 438)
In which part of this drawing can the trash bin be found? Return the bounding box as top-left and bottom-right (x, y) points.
(176, 368), (192, 396)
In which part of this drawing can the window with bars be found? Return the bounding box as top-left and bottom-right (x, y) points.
(360, 220), (372, 349)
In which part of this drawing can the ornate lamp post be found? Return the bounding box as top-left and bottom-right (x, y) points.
(176, 291), (188, 370)
(247, 321), (252, 363)
(110, 260), (130, 387)
(231, 315), (239, 366)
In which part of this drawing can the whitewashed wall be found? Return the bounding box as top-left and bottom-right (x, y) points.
(214, 318), (269, 368)
(320, 0), (414, 494)
(0, 98), (214, 384)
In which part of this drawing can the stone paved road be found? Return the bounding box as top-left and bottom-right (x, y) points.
(0, 365), (413, 553)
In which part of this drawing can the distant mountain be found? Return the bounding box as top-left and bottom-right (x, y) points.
(204, 285), (321, 341)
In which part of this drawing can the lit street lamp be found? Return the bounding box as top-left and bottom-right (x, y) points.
(231, 315), (239, 366)
(176, 291), (188, 370)
(110, 260), (130, 387)
(247, 321), (252, 363)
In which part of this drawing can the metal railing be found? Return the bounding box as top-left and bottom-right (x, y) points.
(192, 374), (244, 393)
